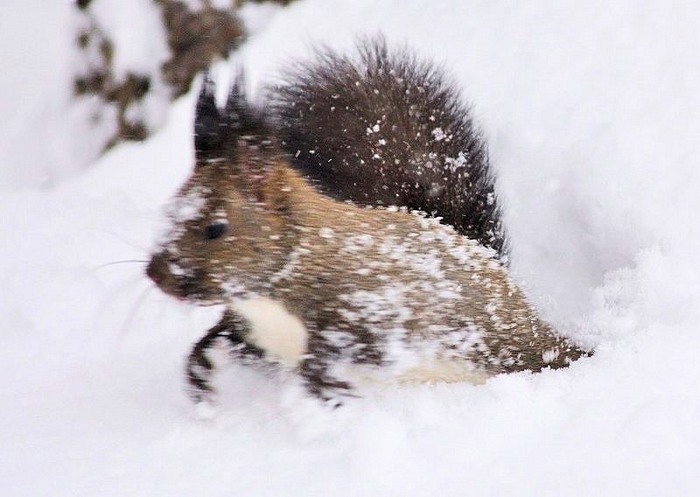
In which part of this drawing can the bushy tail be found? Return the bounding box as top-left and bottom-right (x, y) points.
(269, 36), (507, 260)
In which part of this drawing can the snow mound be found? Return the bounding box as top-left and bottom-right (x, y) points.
(2, 1), (700, 496)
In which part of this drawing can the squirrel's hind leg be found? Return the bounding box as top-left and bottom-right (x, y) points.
(296, 332), (360, 409)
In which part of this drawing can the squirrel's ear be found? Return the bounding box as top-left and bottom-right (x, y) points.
(224, 69), (258, 135)
(224, 69), (245, 123)
(194, 73), (224, 162)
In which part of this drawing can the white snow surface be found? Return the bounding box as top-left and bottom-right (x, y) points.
(2, 1), (700, 496)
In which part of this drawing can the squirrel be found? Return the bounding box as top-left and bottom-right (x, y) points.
(269, 37), (507, 260)
(146, 72), (588, 409)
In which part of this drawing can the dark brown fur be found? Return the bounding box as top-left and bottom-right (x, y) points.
(270, 37), (506, 260)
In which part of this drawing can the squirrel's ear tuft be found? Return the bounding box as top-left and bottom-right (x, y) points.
(194, 70), (272, 166)
(224, 68), (247, 128)
(224, 70), (271, 137)
(194, 73), (224, 161)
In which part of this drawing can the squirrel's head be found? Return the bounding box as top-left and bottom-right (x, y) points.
(147, 75), (298, 304)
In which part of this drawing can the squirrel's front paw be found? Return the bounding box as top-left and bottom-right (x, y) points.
(192, 399), (220, 421)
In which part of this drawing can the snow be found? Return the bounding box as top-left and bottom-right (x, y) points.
(0, 0), (172, 190)
(0, 0), (76, 188)
(2, 1), (700, 496)
(88, 0), (169, 80)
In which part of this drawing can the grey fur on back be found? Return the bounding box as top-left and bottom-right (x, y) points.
(270, 37), (507, 260)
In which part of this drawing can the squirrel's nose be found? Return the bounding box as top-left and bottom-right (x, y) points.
(146, 253), (169, 285)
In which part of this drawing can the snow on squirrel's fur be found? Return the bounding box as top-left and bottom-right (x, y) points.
(146, 64), (587, 410)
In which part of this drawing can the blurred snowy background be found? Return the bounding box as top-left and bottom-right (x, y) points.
(1, 1), (699, 495)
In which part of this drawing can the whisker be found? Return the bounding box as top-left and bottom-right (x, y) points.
(93, 273), (146, 334)
(91, 259), (149, 272)
(118, 284), (156, 342)
(89, 228), (150, 253)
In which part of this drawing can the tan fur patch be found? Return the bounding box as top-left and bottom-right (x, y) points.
(396, 360), (490, 385)
(345, 358), (491, 387)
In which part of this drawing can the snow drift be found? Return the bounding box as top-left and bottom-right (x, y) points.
(1, 1), (699, 496)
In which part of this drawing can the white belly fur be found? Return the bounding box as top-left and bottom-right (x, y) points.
(232, 297), (308, 367)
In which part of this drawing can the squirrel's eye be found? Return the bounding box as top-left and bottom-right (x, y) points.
(204, 222), (228, 240)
